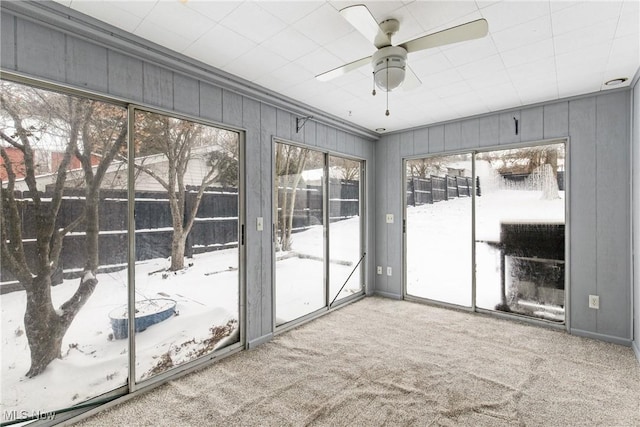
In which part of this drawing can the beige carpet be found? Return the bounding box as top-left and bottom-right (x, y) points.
(76, 297), (640, 426)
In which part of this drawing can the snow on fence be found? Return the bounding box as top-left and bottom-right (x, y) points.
(406, 175), (473, 206)
(0, 186), (238, 293)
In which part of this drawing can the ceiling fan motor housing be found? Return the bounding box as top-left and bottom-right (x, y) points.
(372, 46), (407, 92)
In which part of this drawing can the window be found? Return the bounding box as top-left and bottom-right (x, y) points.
(274, 141), (365, 326)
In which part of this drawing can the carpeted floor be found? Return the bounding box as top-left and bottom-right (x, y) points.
(75, 297), (640, 426)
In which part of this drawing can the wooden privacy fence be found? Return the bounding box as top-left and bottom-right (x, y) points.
(0, 186), (238, 293)
(276, 179), (360, 232)
(406, 175), (473, 206)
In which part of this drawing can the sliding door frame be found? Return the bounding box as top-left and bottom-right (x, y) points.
(402, 138), (570, 332)
(272, 138), (367, 334)
(127, 104), (247, 392)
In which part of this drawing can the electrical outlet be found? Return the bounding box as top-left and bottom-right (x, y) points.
(376, 266), (382, 275)
(256, 217), (263, 231)
(386, 266), (392, 276)
(386, 214), (394, 224)
(589, 295), (599, 309)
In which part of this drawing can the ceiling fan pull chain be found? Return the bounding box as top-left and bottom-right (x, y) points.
(385, 59), (390, 116)
(372, 72), (376, 96)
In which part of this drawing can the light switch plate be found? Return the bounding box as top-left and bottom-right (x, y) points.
(257, 217), (263, 231)
(386, 214), (394, 223)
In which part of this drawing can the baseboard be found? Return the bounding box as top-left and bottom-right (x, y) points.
(570, 328), (632, 346)
(632, 340), (640, 365)
(247, 332), (273, 349)
(373, 290), (403, 300)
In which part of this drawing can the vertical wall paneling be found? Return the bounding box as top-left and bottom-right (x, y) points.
(243, 97), (262, 343)
(304, 120), (317, 147)
(429, 125), (445, 153)
(336, 131), (347, 153)
(568, 97), (598, 333)
(199, 83), (223, 123)
(376, 91), (632, 342)
(413, 127), (429, 155)
(316, 123), (328, 151)
(290, 114), (304, 143)
(108, 51), (143, 102)
(326, 126), (337, 152)
(375, 140), (388, 293)
(520, 106), (544, 142)
(386, 134), (402, 296)
(345, 134), (356, 156)
(173, 74), (200, 117)
(444, 122), (462, 151)
(632, 80), (640, 353)
(66, 38), (108, 92)
(367, 142), (376, 294)
(1, 13), (15, 70)
(478, 115), (500, 147)
(499, 111), (520, 145)
(276, 109), (291, 141)
(544, 102), (569, 139)
(142, 62), (173, 110)
(460, 119), (480, 150)
(222, 89), (243, 128)
(400, 131), (414, 158)
(260, 104), (277, 337)
(16, 18), (65, 81)
(595, 91), (631, 339)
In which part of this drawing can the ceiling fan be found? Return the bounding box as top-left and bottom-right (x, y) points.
(316, 4), (489, 116)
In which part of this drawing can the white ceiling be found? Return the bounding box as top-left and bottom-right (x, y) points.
(54, 0), (640, 134)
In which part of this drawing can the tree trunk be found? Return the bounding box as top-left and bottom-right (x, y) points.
(23, 275), (65, 378)
(170, 231), (186, 271)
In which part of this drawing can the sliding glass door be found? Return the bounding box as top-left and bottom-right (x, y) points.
(274, 144), (326, 325)
(405, 154), (473, 306)
(475, 143), (565, 321)
(274, 142), (364, 326)
(404, 141), (566, 323)
(132, 109), (241, 382)
(329, 156), (363, 303)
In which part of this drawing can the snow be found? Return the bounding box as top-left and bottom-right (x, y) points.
(1, 215), (362, 417)
(275, 216), (363, 324)
(1, 249), (240, 417)
(406, 188), (565, 311)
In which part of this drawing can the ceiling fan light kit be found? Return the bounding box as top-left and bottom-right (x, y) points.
(315, 5), (489, 121)
(372, 46), (407, 92)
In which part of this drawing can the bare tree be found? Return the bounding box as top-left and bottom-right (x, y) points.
(275, 144), (309, 251)
(132, 112), (238, 271)
(477, 145), (562, 199)
(331, 156), (359, 181)
(0, 82), (126, 377)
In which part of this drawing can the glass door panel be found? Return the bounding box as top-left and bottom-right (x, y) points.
(132, 110), (240, 382)
(475, 143), (565, 322)
(328, 156), (363, 303)
(274, 143), (325, 325)
(0, 80), (128, 417)
(405, 154), (473, 306)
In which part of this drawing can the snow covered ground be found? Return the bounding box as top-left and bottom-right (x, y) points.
(1, 216), (363, 418)
(275, 216), (363, 324)
(407, 189), (565, 311)
(1, 249), (240, 419)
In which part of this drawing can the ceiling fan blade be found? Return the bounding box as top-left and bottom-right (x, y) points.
(315, 56), (371, 82)
(402, 65), (421, 91)
(400, 19), (488, 53)
(340, 4), (391, 49)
